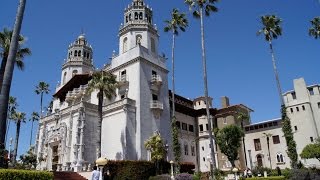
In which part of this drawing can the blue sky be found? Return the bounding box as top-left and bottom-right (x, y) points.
(1, 0), (319, 156)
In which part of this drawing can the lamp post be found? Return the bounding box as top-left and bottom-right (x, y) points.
(232, 167), (239, 180)
(170, 160), (174, 180)
(96, 157), (108, 180)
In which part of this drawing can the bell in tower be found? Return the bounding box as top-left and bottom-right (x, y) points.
(118, 0), (159, 55)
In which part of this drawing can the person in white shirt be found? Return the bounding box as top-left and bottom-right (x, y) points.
(91, 166), (100, 180)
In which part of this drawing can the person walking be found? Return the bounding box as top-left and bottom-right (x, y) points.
(91, 166), (100, 180)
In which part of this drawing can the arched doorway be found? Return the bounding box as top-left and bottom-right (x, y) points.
(257, 154), (263, 167)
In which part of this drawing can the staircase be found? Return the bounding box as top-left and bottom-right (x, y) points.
(54, 172), (88, 180)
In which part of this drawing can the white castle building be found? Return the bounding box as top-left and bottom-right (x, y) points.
(35, 0), (319, 173)
(35, 0), (253, 172)
(244, 78), (320, 170)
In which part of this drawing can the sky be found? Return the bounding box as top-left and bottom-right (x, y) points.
(1, 0), (319, 156)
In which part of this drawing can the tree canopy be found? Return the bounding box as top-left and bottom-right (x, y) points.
(300, 139), (320, 162)
(215, 125), (244, 167)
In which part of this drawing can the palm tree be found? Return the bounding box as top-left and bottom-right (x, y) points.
(309, 17), (320, 39)
(86, 70), (117, 158)
(257, 15), (298, 168)
(0, 28), (31, 92)
(5, 96), (18, 143)
(164, 8), (188, 166)
(184, 0), (219, 177)
(11, 111), (26, 166)
(29, 112), (39, 148)
(237, 112), (250, 167)
(257, 15), (284, 106)
(263, 133), (273, 169)
(0, 0), (27, 168)
(35, 81), (50, 117)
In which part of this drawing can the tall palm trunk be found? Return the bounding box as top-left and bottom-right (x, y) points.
(29, 120), (34, 147)
(0, 56), (8, 93)
(0, 0), (26, 168)
(97, 90), (103, 158)
(268, 40), (284, 106)
(171, 32), (176, 118)
(13, 120), (21, 166)
(200, 8), (216, 176)
(40, 92), (43, 116)
(5, 106), (10, 143)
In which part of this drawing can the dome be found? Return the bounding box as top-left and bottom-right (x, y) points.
(78, 34), (85, 40)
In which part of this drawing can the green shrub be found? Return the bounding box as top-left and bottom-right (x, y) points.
(287, 168), (320, 180)
(245, 176), (285, 180)
(104, 160), (157, 180)
(0, 169), (53, 180)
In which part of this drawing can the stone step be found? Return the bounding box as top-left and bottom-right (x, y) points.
(53, 172), (88, 180)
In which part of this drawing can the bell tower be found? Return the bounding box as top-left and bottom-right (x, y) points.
(118, 0), (159, 54)
(60, 34), (94, 86)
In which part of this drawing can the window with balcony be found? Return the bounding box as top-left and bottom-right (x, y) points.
(302, 105), (305, 111)
(290, 108), (293, 113)
(120, 70), (127, 82)
(296, 107), (299, 112)
(206, 124), (209, 131)
(294, 126), (298, 131)
(254, 138), (261, 151)
(273, 135), (280, 144)
(310, 137), (314, 142)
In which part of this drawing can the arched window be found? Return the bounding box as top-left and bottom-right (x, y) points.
(84, 51), (87, 58)
(257, 154), (263, 167)
(126, 16), (128, 23)
(139, 12), (143, 20)
(87, 53), (90, 59)
(78, 50), (81, 57)
(184, 142), (189, 156)
(277, 153), (284, 163)
(136, 35), (142, 45)
(63, 72), (67, 84)
(72, 70), (78, 76)
(75, 50), (78, 57)
(123, 37), (128, 53)
(134, 12), (138, 20)
(151, 38), (156, 53)
(129, 14), (132, 21)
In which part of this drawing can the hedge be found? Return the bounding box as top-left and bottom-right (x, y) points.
(103, 160), (196, 180)
(0, 169), (53, 180)
(104, 160), (157, 180)
(245, 177), (285, 180)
